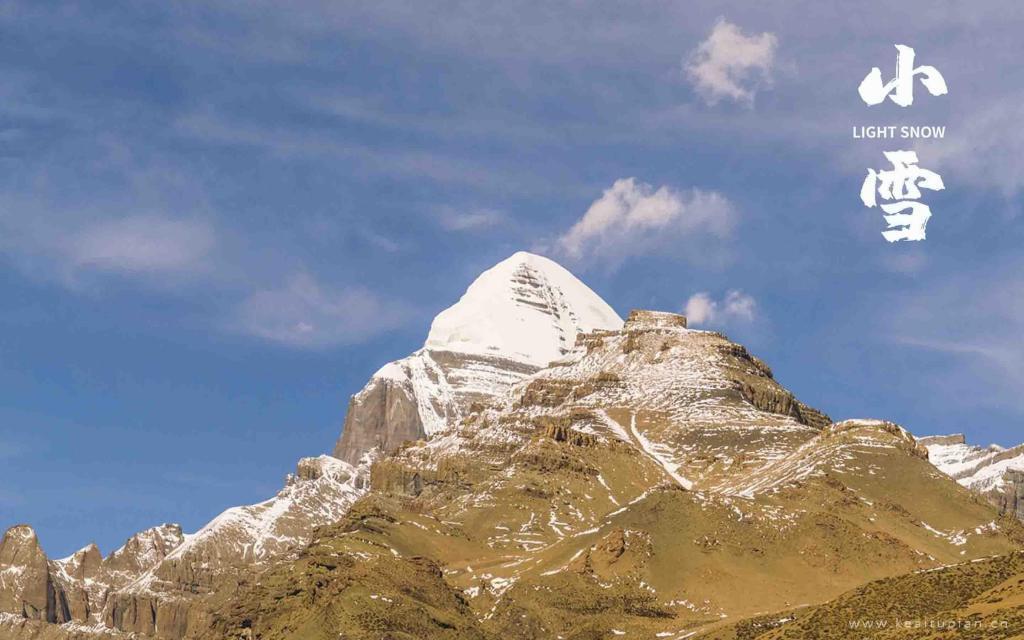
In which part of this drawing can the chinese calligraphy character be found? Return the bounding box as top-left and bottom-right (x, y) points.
(859, 44), (947, 107)
(861, 150), (944, 242)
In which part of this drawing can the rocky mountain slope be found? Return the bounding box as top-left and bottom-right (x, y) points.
(3, 252), (1023, 640)
(195, 308), (1022, 640)
(1, 455), (364, 639)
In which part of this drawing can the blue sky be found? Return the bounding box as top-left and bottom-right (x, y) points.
(2, 2), (1023, 557)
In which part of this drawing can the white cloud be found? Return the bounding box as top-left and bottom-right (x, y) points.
(686, 19), (778, 106)
(683, 292), (716, 324)
(684, 290), (758, 326)
(555, 178), (735, 267)
(235, 273), (410, 348)
(437, 207), (506, 231)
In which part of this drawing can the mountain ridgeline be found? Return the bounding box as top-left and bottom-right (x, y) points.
(4, 252), (1024, 640)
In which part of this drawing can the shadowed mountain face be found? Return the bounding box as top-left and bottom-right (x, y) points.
(2, 253), (1022, 640)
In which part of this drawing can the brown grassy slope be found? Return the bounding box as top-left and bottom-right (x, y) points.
(198, 497), (490, 640)
(196, 419), (1024, 640)
(698, 551), (1024, 640)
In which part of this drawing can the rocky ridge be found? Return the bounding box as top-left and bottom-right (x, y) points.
(1, 455), (365, 639)
(0, 522), (184, 627)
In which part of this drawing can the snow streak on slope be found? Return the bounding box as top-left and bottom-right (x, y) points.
(124, 455), (366, 595)
(624, 411), (693, 489)
(722, 419), (920, 498)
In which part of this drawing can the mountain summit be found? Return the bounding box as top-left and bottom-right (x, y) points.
(425, 251), (622, 366)
(333, 251), (622, 463)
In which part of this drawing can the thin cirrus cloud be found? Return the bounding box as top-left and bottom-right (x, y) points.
(554, 177), (736, 268)
(0, 210), (412, 349)
(686, 18), (778, 106)
(882, 265), (1024, 412)
(64, 215), (216, 275)
(916, 97), (1024, 198)
(683, 290), (758, 327)
(0, 210), (216, 285)
(436, 206), (507, 232)
(235, 272), (412, 349)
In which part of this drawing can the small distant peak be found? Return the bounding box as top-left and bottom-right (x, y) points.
(625, 309), (688, 330)
(0, 524), (46, 564)
(58, 542), (104, 575)
(65, 541), (101, 558)
(504, 250), (550, 263)
(144, 522), (182, 534)
(489, 251), (588, 277)
(507, 250), (541, 262)
(3, 524), (38, 542)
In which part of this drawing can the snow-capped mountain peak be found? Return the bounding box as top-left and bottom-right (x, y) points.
(334, 252), (622, 463)
(425, 251), (622, 367)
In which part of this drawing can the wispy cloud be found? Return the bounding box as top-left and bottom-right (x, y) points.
(882, 265), (1024, 411)
(437, 206), (507, 232)
(0, 207), (216, 288)
(0, 204), (413, 349)
(63, 215), (215, 275)
(917, 96), (1024, 199)
(234, 273), (412, 348)
(686, 19), (778, 106)
(174, 111), (563, 196)
(554, 178), (735, 269)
